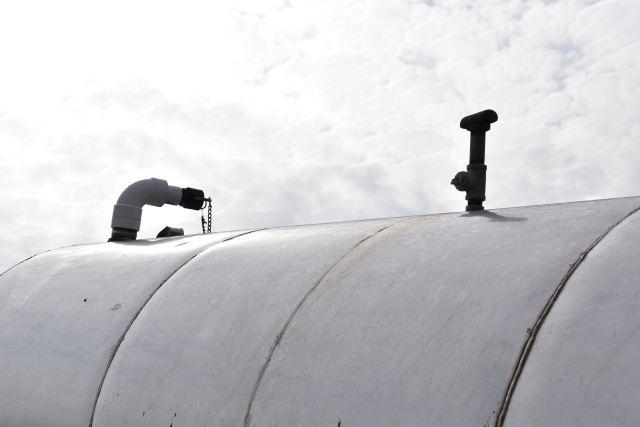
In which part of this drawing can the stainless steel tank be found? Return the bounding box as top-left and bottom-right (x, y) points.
(1, 197), (639, 426)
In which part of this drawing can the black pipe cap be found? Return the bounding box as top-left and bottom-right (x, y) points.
(460, 109), (498, 133)
(180, 187), (205, 210)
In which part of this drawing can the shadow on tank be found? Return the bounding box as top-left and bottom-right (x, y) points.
(461, 210), (527, 222)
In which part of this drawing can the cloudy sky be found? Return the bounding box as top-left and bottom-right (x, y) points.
(1, 0), (639, 271)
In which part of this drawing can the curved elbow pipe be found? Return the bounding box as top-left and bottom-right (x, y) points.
(109, 178), (205, 241)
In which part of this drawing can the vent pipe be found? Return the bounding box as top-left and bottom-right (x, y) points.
(451, 109), (498, 211)
(109, 178), (205, 242)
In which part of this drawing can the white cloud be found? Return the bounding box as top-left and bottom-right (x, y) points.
(1, 0), (639, 271)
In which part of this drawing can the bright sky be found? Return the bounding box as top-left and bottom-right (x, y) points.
(1, 0), (639, 271)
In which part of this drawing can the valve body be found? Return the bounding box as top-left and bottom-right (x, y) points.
(451, 110), (498, 211)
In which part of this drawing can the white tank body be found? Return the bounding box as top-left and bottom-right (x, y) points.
(1, 197), (639, 426)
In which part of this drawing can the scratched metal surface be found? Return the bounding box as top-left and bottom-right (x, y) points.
(1, 198), (640, 426)
(504, 210), (640, 427)
(0, 231), (246, 427)
(91, 219), (399, 426)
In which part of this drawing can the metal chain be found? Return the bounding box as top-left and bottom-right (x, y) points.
(201, 197), (212, 234)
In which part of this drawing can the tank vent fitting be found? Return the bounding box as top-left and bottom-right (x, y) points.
(156, 226), (185, 238)
(451, 109), (498, 211)
(109, 178), (206, 242)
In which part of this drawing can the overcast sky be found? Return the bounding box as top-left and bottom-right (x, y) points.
(1, 0), (639, 272)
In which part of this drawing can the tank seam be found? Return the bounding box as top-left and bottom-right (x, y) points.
(243, 219), (410, 427)
(495, 206), (640, 427)
(0, 252), (46, 278)
(88, 229), (263, 427)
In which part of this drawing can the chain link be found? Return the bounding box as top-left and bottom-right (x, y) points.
(201, 197), (213, 234)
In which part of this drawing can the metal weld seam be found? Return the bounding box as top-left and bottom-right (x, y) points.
(243, 221), (403, 427)
(0, 240), (126, 278)
(0, 252), (45, 279)
(495, 207), (640, 427)
(89, 229), (262, 426)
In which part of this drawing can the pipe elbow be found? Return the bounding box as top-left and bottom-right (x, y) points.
(116, 178), (181, 208)
(109, 178), (208, 241)
(110, 178), (182, 240)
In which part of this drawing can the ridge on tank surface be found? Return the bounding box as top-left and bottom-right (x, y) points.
(1, 197), (640, 427)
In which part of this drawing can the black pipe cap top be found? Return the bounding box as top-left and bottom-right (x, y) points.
(460, 109), (498, 133)
(180, 187), (205, 210)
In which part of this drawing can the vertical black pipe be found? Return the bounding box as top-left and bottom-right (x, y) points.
(451, 109), (498, 211)
(469, 133), (485, 164)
